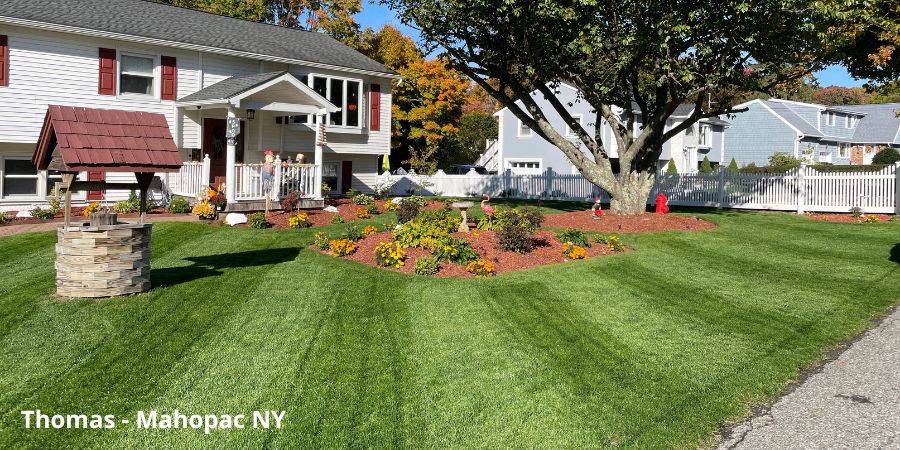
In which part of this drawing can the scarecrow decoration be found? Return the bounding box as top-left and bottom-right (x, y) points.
(262, 150), (276, 214)
(591, 198), (604, 219)
(655, 192), (669, 214)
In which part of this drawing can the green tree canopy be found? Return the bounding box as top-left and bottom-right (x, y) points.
(386, 0), (832, 213)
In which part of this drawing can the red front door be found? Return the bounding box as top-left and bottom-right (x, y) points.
(203, 118), (228, 185)
(86, 171), (104, 200)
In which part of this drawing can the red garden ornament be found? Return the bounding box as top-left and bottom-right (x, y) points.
(591, 197), (604, 219)
(655, 193), (669, 214)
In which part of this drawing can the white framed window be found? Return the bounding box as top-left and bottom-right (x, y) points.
(845, 115), (858, 128)
(565, 114), (584, 138)
(305, 74), (363, 128)
(507, 159), (542, 174)
(698, 124), (712, 147)
(517, 118), (533, 137)
(826, 112), (836, 126)
(838, 143), (850, 158)
(2, 158), (40, 198)
(119, 53), (156, 96)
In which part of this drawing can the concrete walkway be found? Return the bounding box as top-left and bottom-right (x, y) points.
(718, 308), (900, 450)
(0, 215), (199, 237)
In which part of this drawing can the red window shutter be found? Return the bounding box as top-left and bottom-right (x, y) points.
(0, 35), (8, 87)
(369, 83), (381, 131)
(86, 171), (105, 201)
(98, 48), (116, 95)
(160, 56), (177, 100)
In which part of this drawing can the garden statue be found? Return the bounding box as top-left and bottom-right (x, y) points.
(655, 193), (669, 214)
(481, 194), (494, 216)
(591, 197), (604, 219)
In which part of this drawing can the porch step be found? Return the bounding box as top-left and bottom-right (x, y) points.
(225, 199), (324, 212)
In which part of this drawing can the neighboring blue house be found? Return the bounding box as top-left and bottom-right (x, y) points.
(724, 99), (900, 166)
(477, 83), (729, 175)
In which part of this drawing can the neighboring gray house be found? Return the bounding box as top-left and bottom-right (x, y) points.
(477, 84), (728, 174)
(724, 99), (900, 166)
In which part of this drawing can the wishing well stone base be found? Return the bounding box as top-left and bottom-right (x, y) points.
(55, 223), (152, 298)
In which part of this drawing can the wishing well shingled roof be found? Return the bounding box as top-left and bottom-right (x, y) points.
(33, 105), (182, 172)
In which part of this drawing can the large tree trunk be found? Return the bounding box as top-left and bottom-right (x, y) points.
(608, 171), (655, 215)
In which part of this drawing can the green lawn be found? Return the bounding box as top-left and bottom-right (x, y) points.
(1, 209), (898, 448)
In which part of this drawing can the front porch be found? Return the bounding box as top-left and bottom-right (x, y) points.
(166, 156), (323, 210)
(167, 71), (340, 210)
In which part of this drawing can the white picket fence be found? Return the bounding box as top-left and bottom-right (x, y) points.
(383, 163), (900, 214)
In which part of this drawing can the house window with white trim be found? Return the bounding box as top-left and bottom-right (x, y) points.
(826, 112), (836, 126)
(309, 75), (363, 128)
(507, 159), (541, 174)
(518, 118), (533, 137)
(838, 143), (850, 158)
(565, 114), (583, 138)
(698, 124), (712, 147)
(119, 54), (155, 96)
(2, 158), (39, 197)
(845, 115), (857, 128)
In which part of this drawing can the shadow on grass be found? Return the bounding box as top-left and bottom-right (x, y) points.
(891, 243), (900, 265)
(151, 247), (301, 289)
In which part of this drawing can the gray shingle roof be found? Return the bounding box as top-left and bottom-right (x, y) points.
(847, 103), (900, 144)
(763, 100), (823, 137)
(0, 0), (397, 76)
(177, 71), (286, 103)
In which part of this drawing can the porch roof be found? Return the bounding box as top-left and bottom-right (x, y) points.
(33, 105), (182, 173)
(176, 72), (340, 114)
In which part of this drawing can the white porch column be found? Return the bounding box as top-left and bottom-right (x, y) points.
(225, 106), (239, 203)
(314, 113), (325, 199)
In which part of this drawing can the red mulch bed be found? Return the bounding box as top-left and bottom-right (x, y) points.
(265, 198), (390, 228)
(806, 213), (896, 223)
(542, 210), (715, 233)
(0, 207), (188, 227)
(318, 229), (622, 278)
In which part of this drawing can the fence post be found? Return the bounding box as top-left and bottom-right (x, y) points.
(504, 168), (512, 198)
(545, 167), (554, 198)
(895, 162), (900, 216)
(272, 155), (282, 201)
(200, 154), (211, 195)
(796, 163), (806, 214)
(717, 165), (726, 209)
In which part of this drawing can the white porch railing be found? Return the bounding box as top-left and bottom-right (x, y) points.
(166, 156), (209, 198)
(165, 155), (318, 201)
(234, 159), (319, 200)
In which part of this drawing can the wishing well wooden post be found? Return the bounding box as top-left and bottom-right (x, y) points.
(135, 172), (154, 224)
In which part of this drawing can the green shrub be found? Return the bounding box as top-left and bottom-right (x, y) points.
(313, 231), (330, 250)
(330, 214), (344, 224)
(406, 195), (427, 207)
(872, 147), (900, 165)
(112, 191), (141, 213)
(30, 206), (56, 220)
(726, 158), (739, 173)
(768, 152), (800, 168)
(666, 160), (678, 174)
(414, 256), (440, 276)
(342, 223), (365, 241)
(396, 200), (420, 224)
(478, 208), (542, 232)
(556, 227), (590, 247)
(393, 213), (459, 249)
(0, 212), (13, 224)
(247, 212), (270, 229)
(366, 203), (379, 215)
(47, 187), (62, 214)
(168, 196), (190, 213)
(699, 156), (713, 174)
(432, 237), (480, 264)
(813, 164), (892, 172)
(850, 206), (863, 218)
(352, 193), (375, 205)
(497, 224), (533, 253)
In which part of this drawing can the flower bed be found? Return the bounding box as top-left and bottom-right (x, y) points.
(542, 210), (715, 232)
(330, 229), (619, 278)
(806, 213), (896, 223)
(0, 207), (186, 227)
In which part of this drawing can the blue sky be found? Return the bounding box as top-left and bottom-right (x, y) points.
(357, 6), (867, 88)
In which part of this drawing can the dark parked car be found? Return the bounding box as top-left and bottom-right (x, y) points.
(445, 164), (488, 175)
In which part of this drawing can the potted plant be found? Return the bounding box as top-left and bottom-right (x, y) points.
(210, 193), (227, 211)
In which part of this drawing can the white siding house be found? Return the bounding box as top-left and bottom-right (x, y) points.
(0, 0), (399, 210)
(482, 84), (728, 175)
